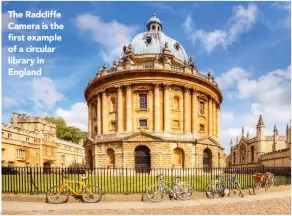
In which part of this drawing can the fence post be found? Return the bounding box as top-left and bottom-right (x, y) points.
(29, 166), (33, 195)
(125, 168), (129, 195)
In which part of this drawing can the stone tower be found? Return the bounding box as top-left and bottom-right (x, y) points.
(256, 114), (265, 158)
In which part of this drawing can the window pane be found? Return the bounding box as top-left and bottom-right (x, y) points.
(139, 119), (147, 127)
(139, 94), (147, 109)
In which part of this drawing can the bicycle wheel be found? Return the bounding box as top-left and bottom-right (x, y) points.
(46, 185), (69, 204)
(265, 175), (275, 188)
(253, 181), (261, 195)
(236, 182), (244, 197)
(205, 181), (224, 199)
(176, 182), (194, 200)
(146, 184), (166, 203)
(82, 185), (103, 203)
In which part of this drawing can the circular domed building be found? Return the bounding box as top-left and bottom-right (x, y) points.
(84, 14), (224, 170)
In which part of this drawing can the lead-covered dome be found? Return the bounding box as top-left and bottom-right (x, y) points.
(129, 13), (188, 62)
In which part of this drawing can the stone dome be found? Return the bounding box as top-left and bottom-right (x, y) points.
(128, 13), (188, 62)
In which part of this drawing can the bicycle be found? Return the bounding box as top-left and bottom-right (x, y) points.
(252, 171), (275, 194)
(46, 174), (102, 204)
(205, 173), (244, 198)
(146, 174), (194, 202)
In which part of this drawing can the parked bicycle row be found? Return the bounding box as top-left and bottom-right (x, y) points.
(46, 171), (275, 204)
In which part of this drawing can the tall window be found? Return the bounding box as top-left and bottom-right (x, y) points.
(17, 149), (26, 160)
(109, 97), (116, 113)
(250, 146), (255, 162)
(200, 102), (205, 115)
(172, 96), (179, 110)
(139, 94), (147, 109)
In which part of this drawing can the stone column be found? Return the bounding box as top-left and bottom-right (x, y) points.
(97, 93), (102, 134)
(88, 102), (92, 138)
(163, 83), (171, 132)
(126, 84), (132, 132)
(191, 89), (198, 133)
(154, 83), (160, 132)
(217, 105), (220, 140)
(208, 97), (213, 136)
(102, 90), (108, 134)
(183, 87), (190, 133)
(212, 100), (216, 138)
(117, 86), (123, 133)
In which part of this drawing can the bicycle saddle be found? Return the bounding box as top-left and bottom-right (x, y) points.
(174, 176), (181, 179)
(81, 176), (89, 180)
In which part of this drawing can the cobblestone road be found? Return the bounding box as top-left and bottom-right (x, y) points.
(3, 197), (291, 215)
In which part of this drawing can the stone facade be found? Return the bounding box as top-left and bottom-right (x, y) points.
(228, 115), (291, 168)
(1, 113), (85, 167)
(84, 14), (225, 169)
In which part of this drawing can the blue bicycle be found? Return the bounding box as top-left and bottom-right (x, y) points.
(205, 173), (244, 198)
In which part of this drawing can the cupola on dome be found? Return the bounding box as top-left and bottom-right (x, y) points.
(127, 13), (188, 62)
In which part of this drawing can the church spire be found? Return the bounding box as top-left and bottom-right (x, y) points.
(246, 130), (249, 139)
(242, 127), (245, 137)
(236, 136), (239, 144)
(257, 114), (264, 126)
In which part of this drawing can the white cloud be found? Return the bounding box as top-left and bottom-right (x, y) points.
(2, 12), (17, 32)
(2, 97), (19, 108)
(184, 3), (258, 52)
(74, 13), (138, 63)
(216, 67), (251, 90)
(56, 102), (88, 131)
(30, 77), (64, 110)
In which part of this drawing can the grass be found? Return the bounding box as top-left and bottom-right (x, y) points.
(2, 172), (290, 194)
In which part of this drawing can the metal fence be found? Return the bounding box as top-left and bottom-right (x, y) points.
(1, 166), (291, 195)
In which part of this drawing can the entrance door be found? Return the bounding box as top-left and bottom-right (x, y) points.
(43, 162), (51, 174)
(135, 146), (150, 172)
(203, 148), (212, 172)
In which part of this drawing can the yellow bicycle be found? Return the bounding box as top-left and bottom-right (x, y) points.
(46, 174), (102, 204)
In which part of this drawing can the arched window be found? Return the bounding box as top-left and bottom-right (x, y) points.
(239, 144), (246, 164)
(109, 97), (116, 113)
(135, 146), (151, 172)
(250, 146), (255, 162)
(203, 148), (212, 171)
(107, 148), (115, 168)
(152, 25), (155, 30)
(172, 96), (179, 110)
(233, 151), (236, 165)
(173, 148), (184, 168)
(218, 153), (221, 168)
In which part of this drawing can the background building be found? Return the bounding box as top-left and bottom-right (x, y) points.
(84, 14), (225, 170)
(1, 113), (85, 167)
(229, 115), (291, 167)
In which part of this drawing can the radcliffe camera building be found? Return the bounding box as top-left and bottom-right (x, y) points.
(84, 14), (225, 170)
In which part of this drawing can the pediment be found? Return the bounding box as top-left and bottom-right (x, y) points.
(123, 132), (163, 141)
(196, 136), (224, 149)
(83, 138), (95, 147)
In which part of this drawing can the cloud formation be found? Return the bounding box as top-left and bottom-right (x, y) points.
(184, 3), (258, 52)
(74, 13), (138, 64)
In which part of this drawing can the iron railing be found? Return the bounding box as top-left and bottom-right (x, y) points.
(1, 166), (290, 195)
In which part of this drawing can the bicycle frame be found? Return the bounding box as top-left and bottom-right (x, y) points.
(216, 174), (239, 191)
(158, 179), (184, 196)
(60, 179), (88, 195)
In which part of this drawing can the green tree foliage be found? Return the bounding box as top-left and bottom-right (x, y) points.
(44, 117), (87, 144)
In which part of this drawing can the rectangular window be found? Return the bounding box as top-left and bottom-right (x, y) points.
(26, 137), (29, 142)
(173, 120), (180, 128)
(60, 155), (65, 162)
(110, 121), (116, 131)
(200, 102), (205, 115)
(200, 124), (205, 132)
(139, 94), (147, 109)
(139, 119), (147, 127)
(17, 149), (26, 160)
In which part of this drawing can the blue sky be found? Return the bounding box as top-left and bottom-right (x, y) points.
(1, 1), (291, 153)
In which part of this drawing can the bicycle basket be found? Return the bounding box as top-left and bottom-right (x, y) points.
(253, 173), (264, 181)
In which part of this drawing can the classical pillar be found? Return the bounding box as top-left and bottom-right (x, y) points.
(126, 84), (132, 132)
(97, 93), (102, 134)
(117, 86), (123, 133)
(88, 102), (92, 138)
(154, 83), (160, 132)
(217, 105), (220, 139)
(183, 87), (190, 133)
(102, 90), (108, 134)
(212, 100), (216, 137)
(163, 83), (171, 132)
(208, 97), (213, 136)
(191, 89), (198, 133)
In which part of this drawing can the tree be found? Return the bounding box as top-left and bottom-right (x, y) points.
(44, 117), (86, 144)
